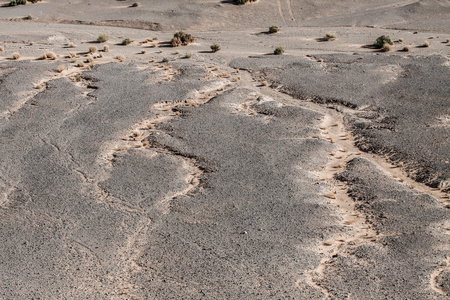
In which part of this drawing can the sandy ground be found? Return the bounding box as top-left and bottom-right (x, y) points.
(0, 0), (449, 299)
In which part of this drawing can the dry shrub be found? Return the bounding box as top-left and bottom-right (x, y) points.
(381, 44), (392, 52)
(323, 33), (337, 41)
(170, 32), (195, 47)
(103, 45), (109, 52)
(89, 46), (97, 53)
(12, 53), (20, 60)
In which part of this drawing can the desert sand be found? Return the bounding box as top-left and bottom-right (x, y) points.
(0, 0), (449, 299)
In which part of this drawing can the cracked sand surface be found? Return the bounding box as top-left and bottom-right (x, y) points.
(0, 1), (449, 298)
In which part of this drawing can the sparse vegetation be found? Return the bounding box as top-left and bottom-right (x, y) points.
(162, 57), (169, 63)
(141, 50), (146, 54)
(76, 61), (85, 67)
(235, 0), (257, 4)
(269, 25), (280, 34)
(87, 56), (94, 63)
(10, 0), (41, 5)
(375, 35), (393, 48)
(116, 55), (125, 62)
(121, 38), (132, 45)
(323, 33), (337, 41)
(89, 46), (97, 53)
(210, 43), (221, 53)
(184, 53), (192, 59)
(0, 46), (4, 52)
(57, 65), (66, 73)
(68, 52), (76, 58)
(131, 2), (140, 7)
(422, 41), (430, 47)
(402, 45), (411, 52)
(274, 46), (285, 55)
(68, 42), (75, 48)
(44, 52), (56, 60)
(12, 53), (20, 60)
(35, 84), (42, 89)
(381, 43), (392, 52)
(446, 38), (450, 43)
(170, 32), (195, 47)
(398, 38), (404, 43)
(75, 75), (82, 82)
(103, 45), (109, 52)
(97, 34), (109, 43)
(9, 0), (27, 6)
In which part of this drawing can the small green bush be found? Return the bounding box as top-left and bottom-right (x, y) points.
(375, 35), (393, 49)
(235, 0), (257, 4)
(269, 25), (279, 34)
(210, 44), (221, 53)
(10, 0), (39, 5)
(170, 32), (195, 47)
(97, 34), (109, 43)
(274, 46), (285, 55)
(121, 38), (132, 45)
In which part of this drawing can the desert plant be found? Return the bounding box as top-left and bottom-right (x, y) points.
(68, 52), (76, 58)
(0, 46), (3, 52)
(235, 0), (257, 4)
(116, 55), (125, 62)
(274, 46), (285, 55)
(68, 42), (75, 48)
(57, 65), (66, 73)
(131, 2), (140, 7)
(89, 46), (97, 53)
(446, 38), (450, 43)
(162, 57), (169, 63)
(10, 0), (26, 6)
(170, 32), (195, 47)
(97, 34), (109, 43)
(42, 52), (56, 60)
(12, 53), (20, 60)
(75, 75), (82, 82)
(103, 45), (109, 52)
(141, 50), (146, 54)
(86, 56), (94, 63)
(398, 38), (404, 43)
(210, 43), (221, 53)
(269, 25), (279, 34)
(422, 41), (430, 47)
(323, 33), (337, 41)
(35, 84), (42, 89)
(76, 61), (85, 67)
(121, 38), (132, 45)
(375, 35), (393, 48)
(402, 45), (411, 52)
(381, 43), (391, 52)
(184, 53), (192, 59)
